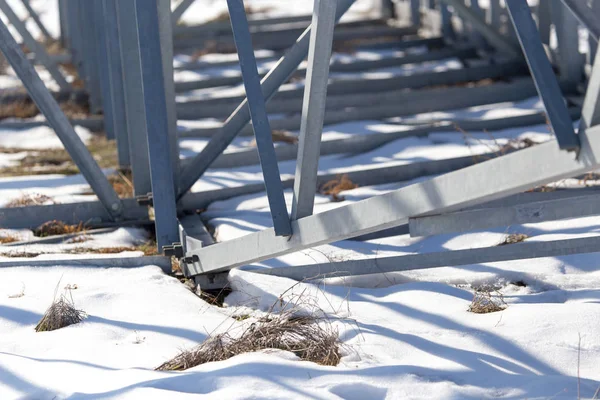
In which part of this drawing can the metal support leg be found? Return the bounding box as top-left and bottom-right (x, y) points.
(537, 0), (552, 45)
(227, 0), (292, 236)
(136, 0), (180, 251)
(0, 17), (123, 219)
(101, 0), (131, 168)
(80, 1), (103, 114)
(116, 0), (152, 196)
(20, 0), (52, 42)
(58, 0), (68, 47)
(178, 0), (357, 197)
(552, 0), (583, 86)
(506, 0), (579, 151)
(441, 3), (455, 40)
(171, 0), (195, 25)
(410, 0), (420, 26)
(0, 0), (70, 91)
(291, 0), (337, 221)
(93, 0), (116, 141)
(487, 0), (502, 32)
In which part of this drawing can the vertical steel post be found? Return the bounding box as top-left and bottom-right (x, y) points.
(537, 0), (552, 45)
(506, 0), (579, 151)
(291, 0), (337, 221)
(135, 0), (180, 251)
(102, 0), (131, 168)
(93, 0), (116, 140)
(441, 2), (455, 40)
(178, 0), (357, 198)
(116, 0), (152, 196)
(80, 1), (103, 114)
(411, 0), (420, 26)
(227, 0), (292, 236)
(0, 17), (123, 219)
(552, 0), (583, 86)
(58, 0), (68, 48)
(0, 0), (70, 91)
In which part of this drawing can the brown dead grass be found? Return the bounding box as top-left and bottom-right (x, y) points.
(250, 130), (298, 146)
(319, 175), (358, 202)
(468, 286), (507, 314)
(5, 193), (56, 208)
(498, 233), (528, 246)
(0, 98), (88, 121)
(107, 170), (134, 198)
(35, 291), (86, 332)
(0, 235), (19, 244)
(34, 220), (86, 237)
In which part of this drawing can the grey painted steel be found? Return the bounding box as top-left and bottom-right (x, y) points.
(93, 0), (116, 141)
(184, 122), (600, 276)
(173, 14), (314, 37)
(197, 107), (580, 169)
(58, 0), (68, 46)
(0, 0), (70, 91)
(0, 256), (172, 274)
(180, 76), (539, 138)
(171, 0), (195, 24)
(440, 3), (455, 39)
(410, 194), (600, 237)
(78, 1), (103, 115)
(439, 0), (520, 56)
(2, 228), (118, 246)
(157, 0), (181, 190)
(101, 0), (131, 167)
(136, 0), (180, 251)
(177, 61), (528, 121)
(0, 117), (104, 132)
(178, 0), (357, 198)
(0, 17), (123, 219)
(411, 0), (420, 26)
(506, 0), (579, 151)
(173, 46), (477, 93)
(291, 0), (337, 221)
(116, 0), (152, 196)
(250, 235), (600, 281)
(552, 0), (583, 86)
(0, 199), (147, 230)
(560, 0), (600, 41)
(227, 0), (292, 236)
(487, 0), (502, 31)
(20, 0), (51, 41)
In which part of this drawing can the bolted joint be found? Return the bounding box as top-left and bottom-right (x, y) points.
(163, 242), (184, 258)
(136, 192), (153, 206)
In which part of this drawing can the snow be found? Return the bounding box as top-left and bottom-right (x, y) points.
(0, 1), (599, 399)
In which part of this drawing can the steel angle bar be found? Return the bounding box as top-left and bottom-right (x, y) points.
(410, 0), (420, 26)
(101, 0), (131, 167)
(249, 235), (600, 281)
(0, 0), (70, 91)
(439, 0), (520, 57)
(135, 0), (180, 251)
(116, 0), (152, 196)
(178, 0), (357, 198)
(560, 0), (600, 41)
(171, 0), (195, 25)
(20, 0), (51, 41)
(410, 194), (600, 237)
(552, 0), (583, 86)
(506, 0), (579, 151)
(183, 122), (600, 276)
(78, 1), (103, 114)
(0, 18), (124, 219)
(291, 0), (337, 221)
(227, 0), (291, 236)
(93, 0), (116, 142)
(0, 255), (172, 274)
(0, 117), (104, 132)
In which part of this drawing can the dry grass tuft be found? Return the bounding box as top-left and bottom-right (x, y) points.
(319, 175), (358, 202)
(35, 293), (86, 332)
(498, 233), (528, 246)
(468, 286), (507, 314)
(156, 311), (340, 371)
(107, 170), (134, 198)
(0, 235), (20, 244)
(250, 130), (298, 146)
(0, 98), (88, 121)
(5, 193), (55, 208)
(34, 220), (86, 237)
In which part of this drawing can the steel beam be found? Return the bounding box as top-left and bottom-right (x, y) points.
(135, 0), (180, 251)
(560, 0), (600, 41)
(410, 194), (600, 237)
(20, 0), (52, 41)
(183, 122), (600, 276)
(0, 255), (172, 274)
(552, 0), (583, 86)
(439, 0), (520, 57)
(0, 16), (123, 219)
(0, 0), (70, 90)
(93, 0), (116, 141)
(171, 0), (195, 25)
(227, 0), (291, 236)
(249, 235), (600, 281)
(506, 0), (579, 151)
(291, 0), (337, 221)
(177, 0), (357, 198)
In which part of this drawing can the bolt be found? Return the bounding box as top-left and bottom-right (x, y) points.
(111, 203), (120, 211)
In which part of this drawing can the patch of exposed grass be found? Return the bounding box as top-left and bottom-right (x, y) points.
(468, 286), (507, 314)
(5, 193), (56, 208)
(35, 289), (86, 332)
(156, 311), (340, 371)
(0, 98), (88, 121)
(319, 174), (358, 202)
(498, 233), (528, 246)
(34, 220), (86, 237)
(0, 235), (20, 244)
(107, 170), (134, 198)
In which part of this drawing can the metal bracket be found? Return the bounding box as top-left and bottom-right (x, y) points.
(136, 193), (154, 206)
(163, 242), (184, 258)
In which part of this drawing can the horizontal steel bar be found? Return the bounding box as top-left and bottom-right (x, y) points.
(248, 235), (600, 281)
(183, 123), (600, 276)
(0, 255), (172, 274)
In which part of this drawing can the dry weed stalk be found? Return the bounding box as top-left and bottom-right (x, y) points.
(319, 175), (358, 202)
(5, 193), (55, 208)
(468, 286), (507, 314)
(35, 284), (86, 332)
(34, 220), (86, 237)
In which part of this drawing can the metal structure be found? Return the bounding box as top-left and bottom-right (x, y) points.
(0, 0), (600, 288)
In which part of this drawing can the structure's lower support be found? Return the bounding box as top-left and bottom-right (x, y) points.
(227, 0), (292, 237)
(291, 0), (337, 221)
(409, 193), (600, 237)
(183, 122), (600, 276)
(506, 0), (579, 151)
(177, 0), (357, 198)
(249, 235), (600, 281)
(0, 16), (123, 220)
(0, 0), (70, 91)
(0, 255), (172, 274)
(136, 0), (180, 251)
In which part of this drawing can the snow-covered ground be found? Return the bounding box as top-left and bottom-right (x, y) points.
(0, 0), (599, 399)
